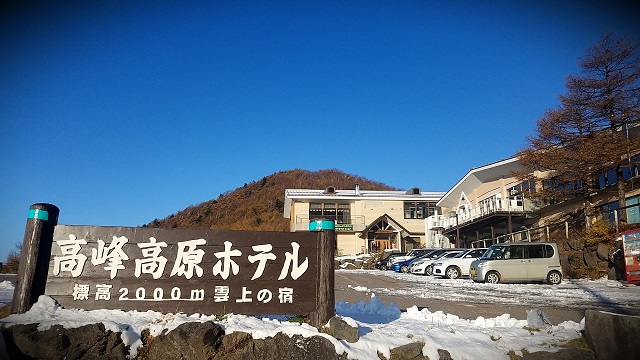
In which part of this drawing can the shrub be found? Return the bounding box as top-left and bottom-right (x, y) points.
(133, 328), (154, 360)
(1, 243), (21, 274)
(584, 219), (614, 247)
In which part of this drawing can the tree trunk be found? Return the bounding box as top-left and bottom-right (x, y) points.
(584, 195), (596, 229)
(617, 164), (628, 224)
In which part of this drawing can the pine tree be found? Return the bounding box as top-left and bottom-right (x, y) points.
(516, 33), (640, 226)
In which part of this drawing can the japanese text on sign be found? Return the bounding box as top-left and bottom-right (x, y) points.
(53, 234), (309, 281)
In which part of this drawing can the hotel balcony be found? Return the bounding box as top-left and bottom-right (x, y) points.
(427, 198), (540, 245)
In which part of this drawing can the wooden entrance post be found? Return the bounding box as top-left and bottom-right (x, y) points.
(308, 219), (336, 327)
(12, 203), (59, 314)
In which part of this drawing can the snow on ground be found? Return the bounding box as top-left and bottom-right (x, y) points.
(0, 279), (587, 360)
(341, 269), (640, 313)
(0, 281), (12, 307)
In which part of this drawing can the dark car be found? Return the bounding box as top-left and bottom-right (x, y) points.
(391, 249), (443, 273)
(374, 252), (406, 270)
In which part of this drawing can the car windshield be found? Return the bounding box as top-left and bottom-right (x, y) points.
(443, 251), (461, 258)
(426, 250), (446, 258)
(481, 246), (506, 260)
(434, 252), (453, 260)
(419, 251), (435, 259)
(449, 250), (468, 258)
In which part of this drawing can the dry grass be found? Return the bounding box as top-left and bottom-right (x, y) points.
(0, 303), (12, 319)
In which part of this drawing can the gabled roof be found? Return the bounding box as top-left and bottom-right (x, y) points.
(358, 213), (411, 239)
(436, 156), (524, 209)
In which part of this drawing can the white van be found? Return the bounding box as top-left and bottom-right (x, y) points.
(469, 242), (563, 285)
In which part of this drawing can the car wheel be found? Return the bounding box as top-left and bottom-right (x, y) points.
(425, 266), (433, 276)
(380, 264), (387, 270)
(400, 265), (409, 273)
(445, 266), (461, 279)
(485, 271), (500, 284)
(547, 270), (562, 285)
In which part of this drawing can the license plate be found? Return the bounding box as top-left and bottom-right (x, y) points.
(470, 269), (476, 276)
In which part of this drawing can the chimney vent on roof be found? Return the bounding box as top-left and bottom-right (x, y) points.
(355, 183), (361, 196)
(406, 187), (421, 195)
(324, 186), (336, 194)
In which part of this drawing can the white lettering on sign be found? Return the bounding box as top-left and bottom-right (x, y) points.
(73, 284), (90, 300)
(191, 289), (205, 301)
(91, 236), (129, 279)
(95, 284), (112, 300)
(248, 244), (277, 280)
(54, 235), (88, 277)
(170, 239), (206, 279)
(278, 242), (308, 280)
(212, 241), (242, 280)
(52, 236), (310, 282)
(257, 289), (273, 303)
(278, 288), (294, 303)
(135, 237), (168, 279)
(72, 284), (295, 303)
(235, 286), (252, 303)
(214, 285), (230, 302)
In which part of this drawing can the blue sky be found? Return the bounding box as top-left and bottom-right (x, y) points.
(1, 1), (638, 262)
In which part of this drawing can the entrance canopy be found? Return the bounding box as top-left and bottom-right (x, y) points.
(359, 214), (411, 239)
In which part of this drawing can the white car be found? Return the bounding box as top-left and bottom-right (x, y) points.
(431, 248), (488, 279)
(410, 250), (463, 275)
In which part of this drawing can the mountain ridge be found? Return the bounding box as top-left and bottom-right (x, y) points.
(147, 169), (399, 231)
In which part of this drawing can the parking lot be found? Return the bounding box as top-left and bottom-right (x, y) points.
(335, 269), (640, 324)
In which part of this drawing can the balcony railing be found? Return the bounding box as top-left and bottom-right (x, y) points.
(427, 200), (534, 232)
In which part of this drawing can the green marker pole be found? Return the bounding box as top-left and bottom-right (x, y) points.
(12, 203), (59, 314)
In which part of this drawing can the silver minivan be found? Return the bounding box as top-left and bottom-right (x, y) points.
(469, 242), (563, 285)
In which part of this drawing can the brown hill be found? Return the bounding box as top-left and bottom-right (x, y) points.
(147, 169), (398, 231)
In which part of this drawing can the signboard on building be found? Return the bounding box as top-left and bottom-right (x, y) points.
(45, 225), (319, 315)
(335, 224), (353, 231)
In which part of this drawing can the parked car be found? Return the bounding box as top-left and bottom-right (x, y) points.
(391, 251), (433, 273)
(409, 249), (464, 275)
(431, 248), (488, 279)
(469, 242), (563, 285)
(374, 251), (406, 270)
(387, 248), (437, 268)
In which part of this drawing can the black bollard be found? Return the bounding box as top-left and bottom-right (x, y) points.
(308, 219), (336, 327)
(12, 203), (59, 314)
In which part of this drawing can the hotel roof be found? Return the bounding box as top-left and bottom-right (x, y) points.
(283, 187), (445, 218)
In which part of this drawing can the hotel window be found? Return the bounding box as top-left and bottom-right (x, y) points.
(309, 203), (351, 223)
(623, 155), (640, 180)
(404, 201), (435, 219)
(309, 203), (323, 220)
(508, 180), (535, 195)
(337, 204), (351, 224)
